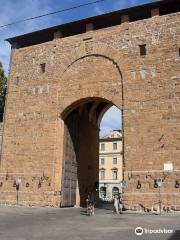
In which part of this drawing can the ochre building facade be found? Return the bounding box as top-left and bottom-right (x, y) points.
(0, 0), (179, 211)
(99, 130), (123, 200)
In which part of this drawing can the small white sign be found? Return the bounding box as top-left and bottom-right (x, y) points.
(16, 178), (22, 185)
(164, 162), (173, 171)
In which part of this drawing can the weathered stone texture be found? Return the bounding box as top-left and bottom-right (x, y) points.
(0, 12), (179, 209)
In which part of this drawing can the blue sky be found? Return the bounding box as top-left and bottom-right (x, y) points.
(0, 0), (155, 136)
(100, 106), (122, 137)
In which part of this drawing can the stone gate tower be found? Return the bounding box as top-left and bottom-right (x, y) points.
(0, 0), (179, 210)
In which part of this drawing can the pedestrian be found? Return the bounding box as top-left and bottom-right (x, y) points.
(86, 194), (90, 216)
(86, 191), (95, 216)
(87, 202), (93, 216)
(113, 195), (120, 214)
(119, 194), (123, 214)
(89, 191), (96, 215)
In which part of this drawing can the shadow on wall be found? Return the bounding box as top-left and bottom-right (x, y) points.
(168, 230), (180, 240)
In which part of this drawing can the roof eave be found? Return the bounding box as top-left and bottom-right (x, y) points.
(5, 0), (166, 44)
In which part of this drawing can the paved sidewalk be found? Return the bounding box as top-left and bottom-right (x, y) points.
(0, 206), (179, 240)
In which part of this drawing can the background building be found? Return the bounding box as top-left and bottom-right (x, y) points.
(99, 130), (123, 200)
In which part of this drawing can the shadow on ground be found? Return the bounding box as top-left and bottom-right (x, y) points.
(168, 230), (180, 240)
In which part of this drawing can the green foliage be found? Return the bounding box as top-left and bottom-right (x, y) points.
(0, 61), (7, 122)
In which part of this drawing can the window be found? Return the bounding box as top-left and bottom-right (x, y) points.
(101, 143), (105, 151)
(139, 44), (146, 56)
(113, 143), (117, 150)
(100, 158), (105, 165)
(40, 63), (46, 73)
(15, 76), (20, 85)
(100, 186), (106, 198)
(113, 158), (117, 165)
(112, 187), (119, 196)
(112, 170), (118, 180)
(100, 170), (105, 180)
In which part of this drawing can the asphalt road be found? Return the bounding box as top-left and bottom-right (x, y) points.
(0, 206), (179, 240)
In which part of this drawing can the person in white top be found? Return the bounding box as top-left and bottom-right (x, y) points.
(113, 195), (120, 214)
(119, 194), (123, 214)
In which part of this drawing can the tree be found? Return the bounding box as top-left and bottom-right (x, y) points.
(0, 61), (7, 122)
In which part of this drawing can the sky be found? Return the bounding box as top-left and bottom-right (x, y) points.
(0, 0), (156, 136)
(100, 106), (122, 137)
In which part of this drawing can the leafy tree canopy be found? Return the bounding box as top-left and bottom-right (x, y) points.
(0, 61), (7, 122)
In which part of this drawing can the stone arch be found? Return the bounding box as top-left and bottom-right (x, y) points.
(58, 43), (125, 207)
(60, 42), (127, 77)
(58, 50), (125, 117)
(62, 54), (123, 79)
(61, 97), (115, 121)
(57, 42), (128, 116)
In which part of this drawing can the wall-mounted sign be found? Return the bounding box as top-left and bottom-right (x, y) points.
(164, 162), (173, 171)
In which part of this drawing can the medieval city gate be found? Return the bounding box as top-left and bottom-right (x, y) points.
(0, 0), (179, 210)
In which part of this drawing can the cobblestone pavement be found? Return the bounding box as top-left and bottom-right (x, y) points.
(0, 206), (179, 240)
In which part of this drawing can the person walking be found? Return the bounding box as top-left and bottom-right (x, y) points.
(89, 191), (96, 215)
(119, 194), (123, 214)
(86, 193), (91, 216)
(86, 191), (95, 216)
(113, 195), (120, 214)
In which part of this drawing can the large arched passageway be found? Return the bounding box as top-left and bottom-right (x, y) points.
(60, 97), (123, 207)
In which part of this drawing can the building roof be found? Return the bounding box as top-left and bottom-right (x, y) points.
(6, 0), (179, 48)
(100, 130), (122, 142)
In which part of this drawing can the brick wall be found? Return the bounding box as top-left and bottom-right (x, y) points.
(0, 11), (179, 210)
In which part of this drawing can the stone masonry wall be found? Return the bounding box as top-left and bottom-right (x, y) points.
(0, 12), (179, 209)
